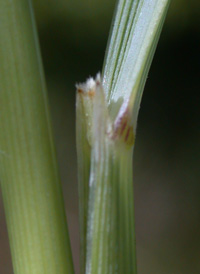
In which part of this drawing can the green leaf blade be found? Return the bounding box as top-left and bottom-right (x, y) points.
(103, 0), (170, 129)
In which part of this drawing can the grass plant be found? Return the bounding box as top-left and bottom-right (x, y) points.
(0, 0), (170, 273)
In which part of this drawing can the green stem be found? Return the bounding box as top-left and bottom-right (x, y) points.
(86, 142), (137, 274)
(0, 0), (74, 273)
(76, 91), (91, 273)
(76, 79), (137, 273)
(76, 0), (170, 273)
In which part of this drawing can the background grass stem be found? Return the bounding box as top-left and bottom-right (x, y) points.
(0, 0), (74, 273)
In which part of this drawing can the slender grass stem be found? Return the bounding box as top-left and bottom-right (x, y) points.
(77, 1), (170, 273)
(0, 1), (74, 273)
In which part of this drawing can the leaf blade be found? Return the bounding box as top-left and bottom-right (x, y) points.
(103, 0), (170, 129)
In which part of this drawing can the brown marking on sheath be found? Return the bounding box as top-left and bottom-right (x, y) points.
(111, 105), (135, 146)
(77, 88), (95, 99)
(127, 126), (134, 145)
(96, 79), (101, 86)
(125, 127), (131, 142)
(77, 88), (83, 94)
(88, 90), (95, 97)
(120, 120), (127, 135)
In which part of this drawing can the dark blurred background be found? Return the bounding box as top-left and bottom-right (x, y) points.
(1, 0), (200, 273)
